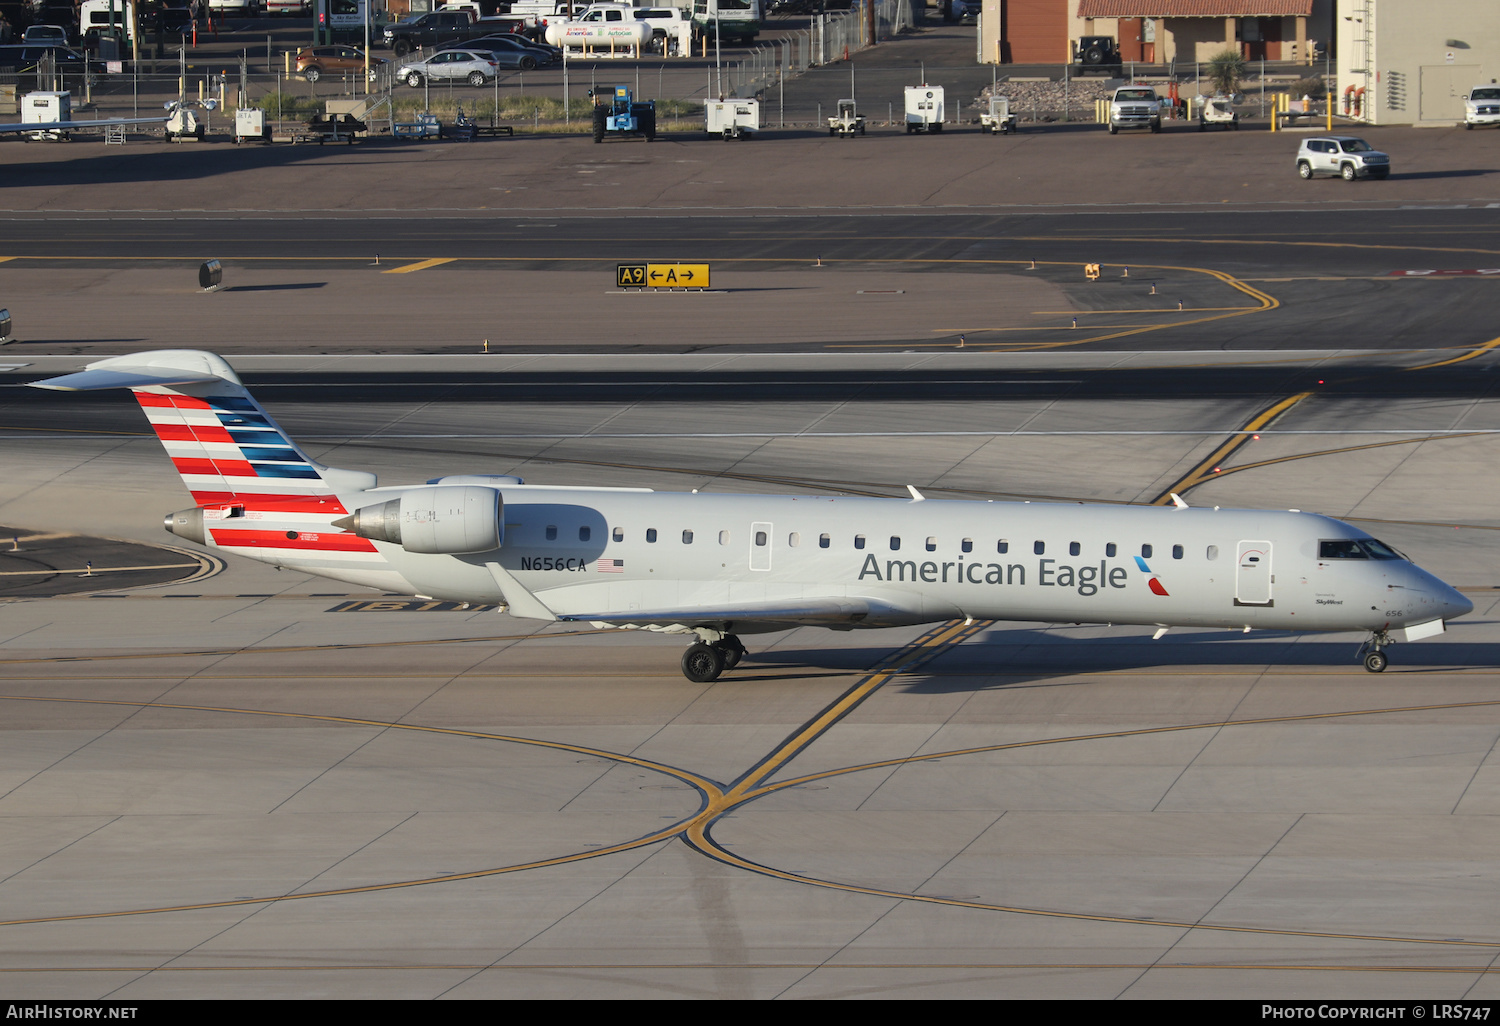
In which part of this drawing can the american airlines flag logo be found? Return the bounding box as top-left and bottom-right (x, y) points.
(597, 558), (624, 573)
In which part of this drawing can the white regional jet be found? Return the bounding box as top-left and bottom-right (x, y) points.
(34, 350), (1472, 681)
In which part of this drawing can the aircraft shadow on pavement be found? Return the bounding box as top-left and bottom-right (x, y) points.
(749, 626), (1491, 690)
(0, 141), (395, 189)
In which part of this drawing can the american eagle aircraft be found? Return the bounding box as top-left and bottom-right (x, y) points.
(34, 350), (1472, 681)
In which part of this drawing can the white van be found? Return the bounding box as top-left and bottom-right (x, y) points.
(79, 0), (133, 42)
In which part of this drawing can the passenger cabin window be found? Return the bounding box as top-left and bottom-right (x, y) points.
(646, 529), (658, 543)
(961, 538), (973, 553)
(855, 535), (866, 550)
(755, 530), (767, 546)
(613, 527), (624, 542)
(819, 534), (830, 549)
(1206, 545), (1218, 560)
(926, 537), (938, 552)
(682, 530), (694, 544)
(719, 530), (730, 545)
(997, 540), (1009, 554)
(1172, 544), (1183, 559)
(1069, 541), (1080, 556)
(1034, 540), (1045, 555)
(890, 536), (901, 551)
(788, 532), (800, 547)
(579, 526), (591, 542)
(545, 525), (557, 541)
(1141, 544), (1153, 558)
(1106, 543), (1117, 557)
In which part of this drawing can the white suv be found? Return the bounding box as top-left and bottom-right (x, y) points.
(1295, 136), (1390, 181)
(1466, 85), (1500, 129)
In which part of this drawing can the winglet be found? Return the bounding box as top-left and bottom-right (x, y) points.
(1169, 493), (1188, 509)
(907, 485), (926, 502)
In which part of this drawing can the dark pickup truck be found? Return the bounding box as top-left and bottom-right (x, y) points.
(379, 11), (479, 57)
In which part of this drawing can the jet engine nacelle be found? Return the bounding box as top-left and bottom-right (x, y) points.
(336, 486), (502, 554)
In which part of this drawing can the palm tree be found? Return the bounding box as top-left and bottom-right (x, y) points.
(1208, 48), (1245, 97)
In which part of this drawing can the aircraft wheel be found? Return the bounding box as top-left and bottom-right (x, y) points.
(717, 636), (745, 670)
(1364, 651), (1388, 673)
(682, 643), (725, 683)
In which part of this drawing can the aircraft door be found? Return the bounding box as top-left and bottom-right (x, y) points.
(749, 521), (772, 571)
(1235, 540), (1273, 605)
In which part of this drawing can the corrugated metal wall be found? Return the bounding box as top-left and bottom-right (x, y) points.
(1004, 0), (1066, 64)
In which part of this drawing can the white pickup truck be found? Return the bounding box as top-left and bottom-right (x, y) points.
(1108, 85), (1161, 134)
(1466, 85), (1500, 129)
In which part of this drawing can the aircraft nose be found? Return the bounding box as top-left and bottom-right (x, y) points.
(1442, 584), (1474, 620)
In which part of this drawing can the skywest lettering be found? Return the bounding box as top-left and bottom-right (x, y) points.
(857, 556), (1131, 596)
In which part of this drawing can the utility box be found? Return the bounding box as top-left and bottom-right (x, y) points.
(706, 98), (758, 139)
(22, 91), (71, 140)
(234, 108), (267, 143)
(904, 84), (944, 133)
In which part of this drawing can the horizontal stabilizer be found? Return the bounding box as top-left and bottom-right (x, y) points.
(30, 351), (241, 392)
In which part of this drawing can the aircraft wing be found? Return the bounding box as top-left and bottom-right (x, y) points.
(556, 595), (940, 630)
(0, 116), (169, 134)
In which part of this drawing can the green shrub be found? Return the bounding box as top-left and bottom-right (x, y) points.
(1207, 48), (1245, 96)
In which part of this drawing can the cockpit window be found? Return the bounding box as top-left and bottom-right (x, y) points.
(1319, 540), (1366, 559)
(1320, 538), (1406, 560)
(1360, 538), (1405, 560)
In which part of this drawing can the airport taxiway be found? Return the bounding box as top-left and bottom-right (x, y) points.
(3, 349), (1500, 998)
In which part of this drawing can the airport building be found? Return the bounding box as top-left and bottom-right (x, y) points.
(1335, 0), (1500, 126)
(977, 1), (1333, 66)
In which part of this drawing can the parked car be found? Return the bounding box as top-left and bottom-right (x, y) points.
(296, 45), (385, 82)
(1295, 136), (1390, 180)
(0, 43), (103, 76)
(22, 24), (69, 44)
(397, 48), (501, 87)
(1073, 34), (1122, 74)
(1465, 85), (1500, 129)
(142, 3), (193, 34)
(465, 34), (558, 68)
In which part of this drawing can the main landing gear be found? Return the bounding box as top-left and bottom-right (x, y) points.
(1358, 630), (1392, 673)
(681, 634), (746, 683)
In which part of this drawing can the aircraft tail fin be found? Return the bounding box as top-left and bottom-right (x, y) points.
(31, 350), (374, 513)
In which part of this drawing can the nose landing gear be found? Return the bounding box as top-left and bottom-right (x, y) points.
(1358, 630), (1393, 673)
(681, 634), (746, 682)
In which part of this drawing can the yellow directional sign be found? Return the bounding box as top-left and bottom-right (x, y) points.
(1084, 263), (1101, 281)
(616, 262), (711, 289)
(647, 263), (710, 289)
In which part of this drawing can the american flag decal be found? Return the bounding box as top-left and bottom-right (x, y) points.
(597, 558), (624, 573)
